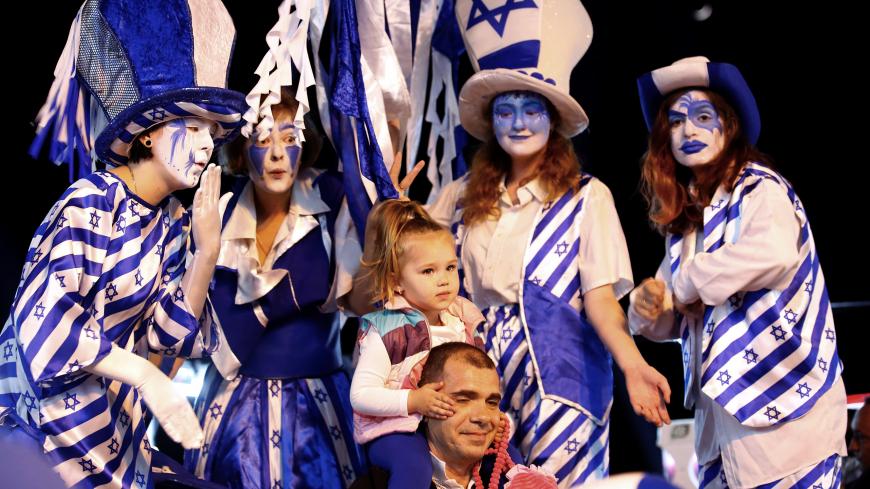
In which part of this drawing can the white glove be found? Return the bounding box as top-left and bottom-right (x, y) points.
(182, 164), (221, 319)
(85, 346), (204, 449)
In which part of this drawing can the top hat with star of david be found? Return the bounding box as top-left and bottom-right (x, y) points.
(33, 0), (247, 168)
(637, 56), (761, 144)
(455, 0), (593, 141)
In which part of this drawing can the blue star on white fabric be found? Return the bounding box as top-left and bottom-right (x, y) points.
(29, 249), (43, 263)
(174, 288), (185, 303)
(68, 359), (82, 373)
(23, 392), (37, 411)
(705, 320), (715, 334)
(64, 392), (81, 411)
(529, 276), (541, 286)
(89, 210), (101, 229)
(271, 430), (282, 448)
(824, 328), (835, 342)
(57, 215), (68, 227)
(764, 405), (781, 421)
(554, 241), (569, 257)
(770, 324), (786, 341)
(269, 381), (280, 398)
(501, 326), (513, 341)
(783, 309), (798, 324)
(129, 199), (139, 215)
(343, 465), (354, 481)
(3, 342), (13, 360)
(743, 348), (758, 364)
(564, 438), (580, 453)
(34, 302), (46, 320)
(116, 215), (126, 232)
(728, 294), (742, 309)
(134, 270), (144, 286)
(330, 425), (342, 440)
(796, 382), (812, 399)
(817, 358), (828, 372)
(209, 403), (223, 420)
(55, 274), (66, 287)
(314, 389), (329, 403)
(119, 411), (130, 426)
(108, 438), (119, 455)
(135, 470), (146, 487)
(105, 283), (119, 301)
(710, 199), (725, 210)
(78, 458), (97, 473)
(466, 0), (538, 37)
(272, 480), (282, 489)
(84, 326), (98, 340)
(716, 370), (731, 386)
(87, 303), (99, 318)
(804, 281), (813, 293)
(149, 108), (167, 121)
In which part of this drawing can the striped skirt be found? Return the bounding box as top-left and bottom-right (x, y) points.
(185, 366), (366, 489)
(699, 453), (842, 489)
(482, 304), (609, 488)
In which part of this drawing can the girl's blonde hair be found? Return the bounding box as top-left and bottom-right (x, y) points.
(361, 200), (453, 304)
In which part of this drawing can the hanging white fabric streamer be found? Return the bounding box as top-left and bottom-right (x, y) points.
(424, 50), (460, 202)
(242, 0), (316, 142)
(404, 0), (441, 173)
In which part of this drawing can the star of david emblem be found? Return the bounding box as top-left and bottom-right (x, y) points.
(330, 425), (342, 440)
(209, 403), (223, 420)
(743, 348), (758, 364)
(3, 342), (13, 360)
(89, 210), (101, 230)
(78, 458), (96, 473)
(135, 470), (146, 487)
(764, 405), (781, 421)
(783, 309), (798, 325)
(716, 370), (731, 386)
(149, 108), (167, 121)
(116, 215), (126, 232)
(271, 430), (282, 448)
(105, 283), (119, 301)
(108, 438), (119, 455)
(824, 328), (835, 342)
(565, 438), (580, 453)
(796, 382), (812, 399)
(269, 381), (280, 398)
(63, 393), (81, 411)
(817, 358), (828, 372)
(34, 303), (46, 320)
(314, 389), (328, 403)
(554, 241), (569, 257)
(770, 325), (786, 341)
(467, 0), (538, 37)
(501, 327), (513, 341)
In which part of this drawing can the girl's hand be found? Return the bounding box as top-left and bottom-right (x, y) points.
(408, 381), (455, 419)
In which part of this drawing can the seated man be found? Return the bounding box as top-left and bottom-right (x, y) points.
(352, 342), (547, 488)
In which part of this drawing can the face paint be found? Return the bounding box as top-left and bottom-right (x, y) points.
(246, 117), (303, 196)
(150, 117), (216, 188)
(669, 91), (725, 168)
(492, 91), (551, 160)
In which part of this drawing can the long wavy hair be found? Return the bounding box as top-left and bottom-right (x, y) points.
(461, 97), (583, 226)
(641, 89), (771, 235)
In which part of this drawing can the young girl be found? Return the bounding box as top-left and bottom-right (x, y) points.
(350, 199), (486, 489)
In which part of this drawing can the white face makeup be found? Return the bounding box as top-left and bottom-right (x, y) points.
(668, 90), (726, 168)
(492, 91), (551, 160)
(149, 117), (217, 188)
(246, 113), (303, 196)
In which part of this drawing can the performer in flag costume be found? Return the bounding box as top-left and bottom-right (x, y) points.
(0, 0), (247, 488)
(630, 56), (847, 489)
(427, 1), (672, 486)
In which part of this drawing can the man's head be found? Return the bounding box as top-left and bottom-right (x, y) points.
(850, 397), (870, 469)
(420, 343), (502, 471)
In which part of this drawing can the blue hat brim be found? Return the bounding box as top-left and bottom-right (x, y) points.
(637, 62), (761, 145)
(94, 87), (248, 165)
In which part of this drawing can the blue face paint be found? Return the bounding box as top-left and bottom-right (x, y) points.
(669, 93), (722, 134)
(492, 91), (551, 139)
(669, 91), (726, 169)
(247, 123), (302, 178)
(248, 145), (269, 176)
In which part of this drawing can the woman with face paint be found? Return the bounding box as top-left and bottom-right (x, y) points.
(0, 1), (247, 488)
(630, 57), (847, 488)
(425, 2), (671, 486)
(183, 90), (367, 489)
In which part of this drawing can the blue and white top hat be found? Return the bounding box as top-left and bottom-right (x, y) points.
(637, 56), (761, 144)
(33, 0), (247, 169)
(455, 0), (593, 141)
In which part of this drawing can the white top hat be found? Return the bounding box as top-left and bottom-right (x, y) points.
(456, 0), (593, 140)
